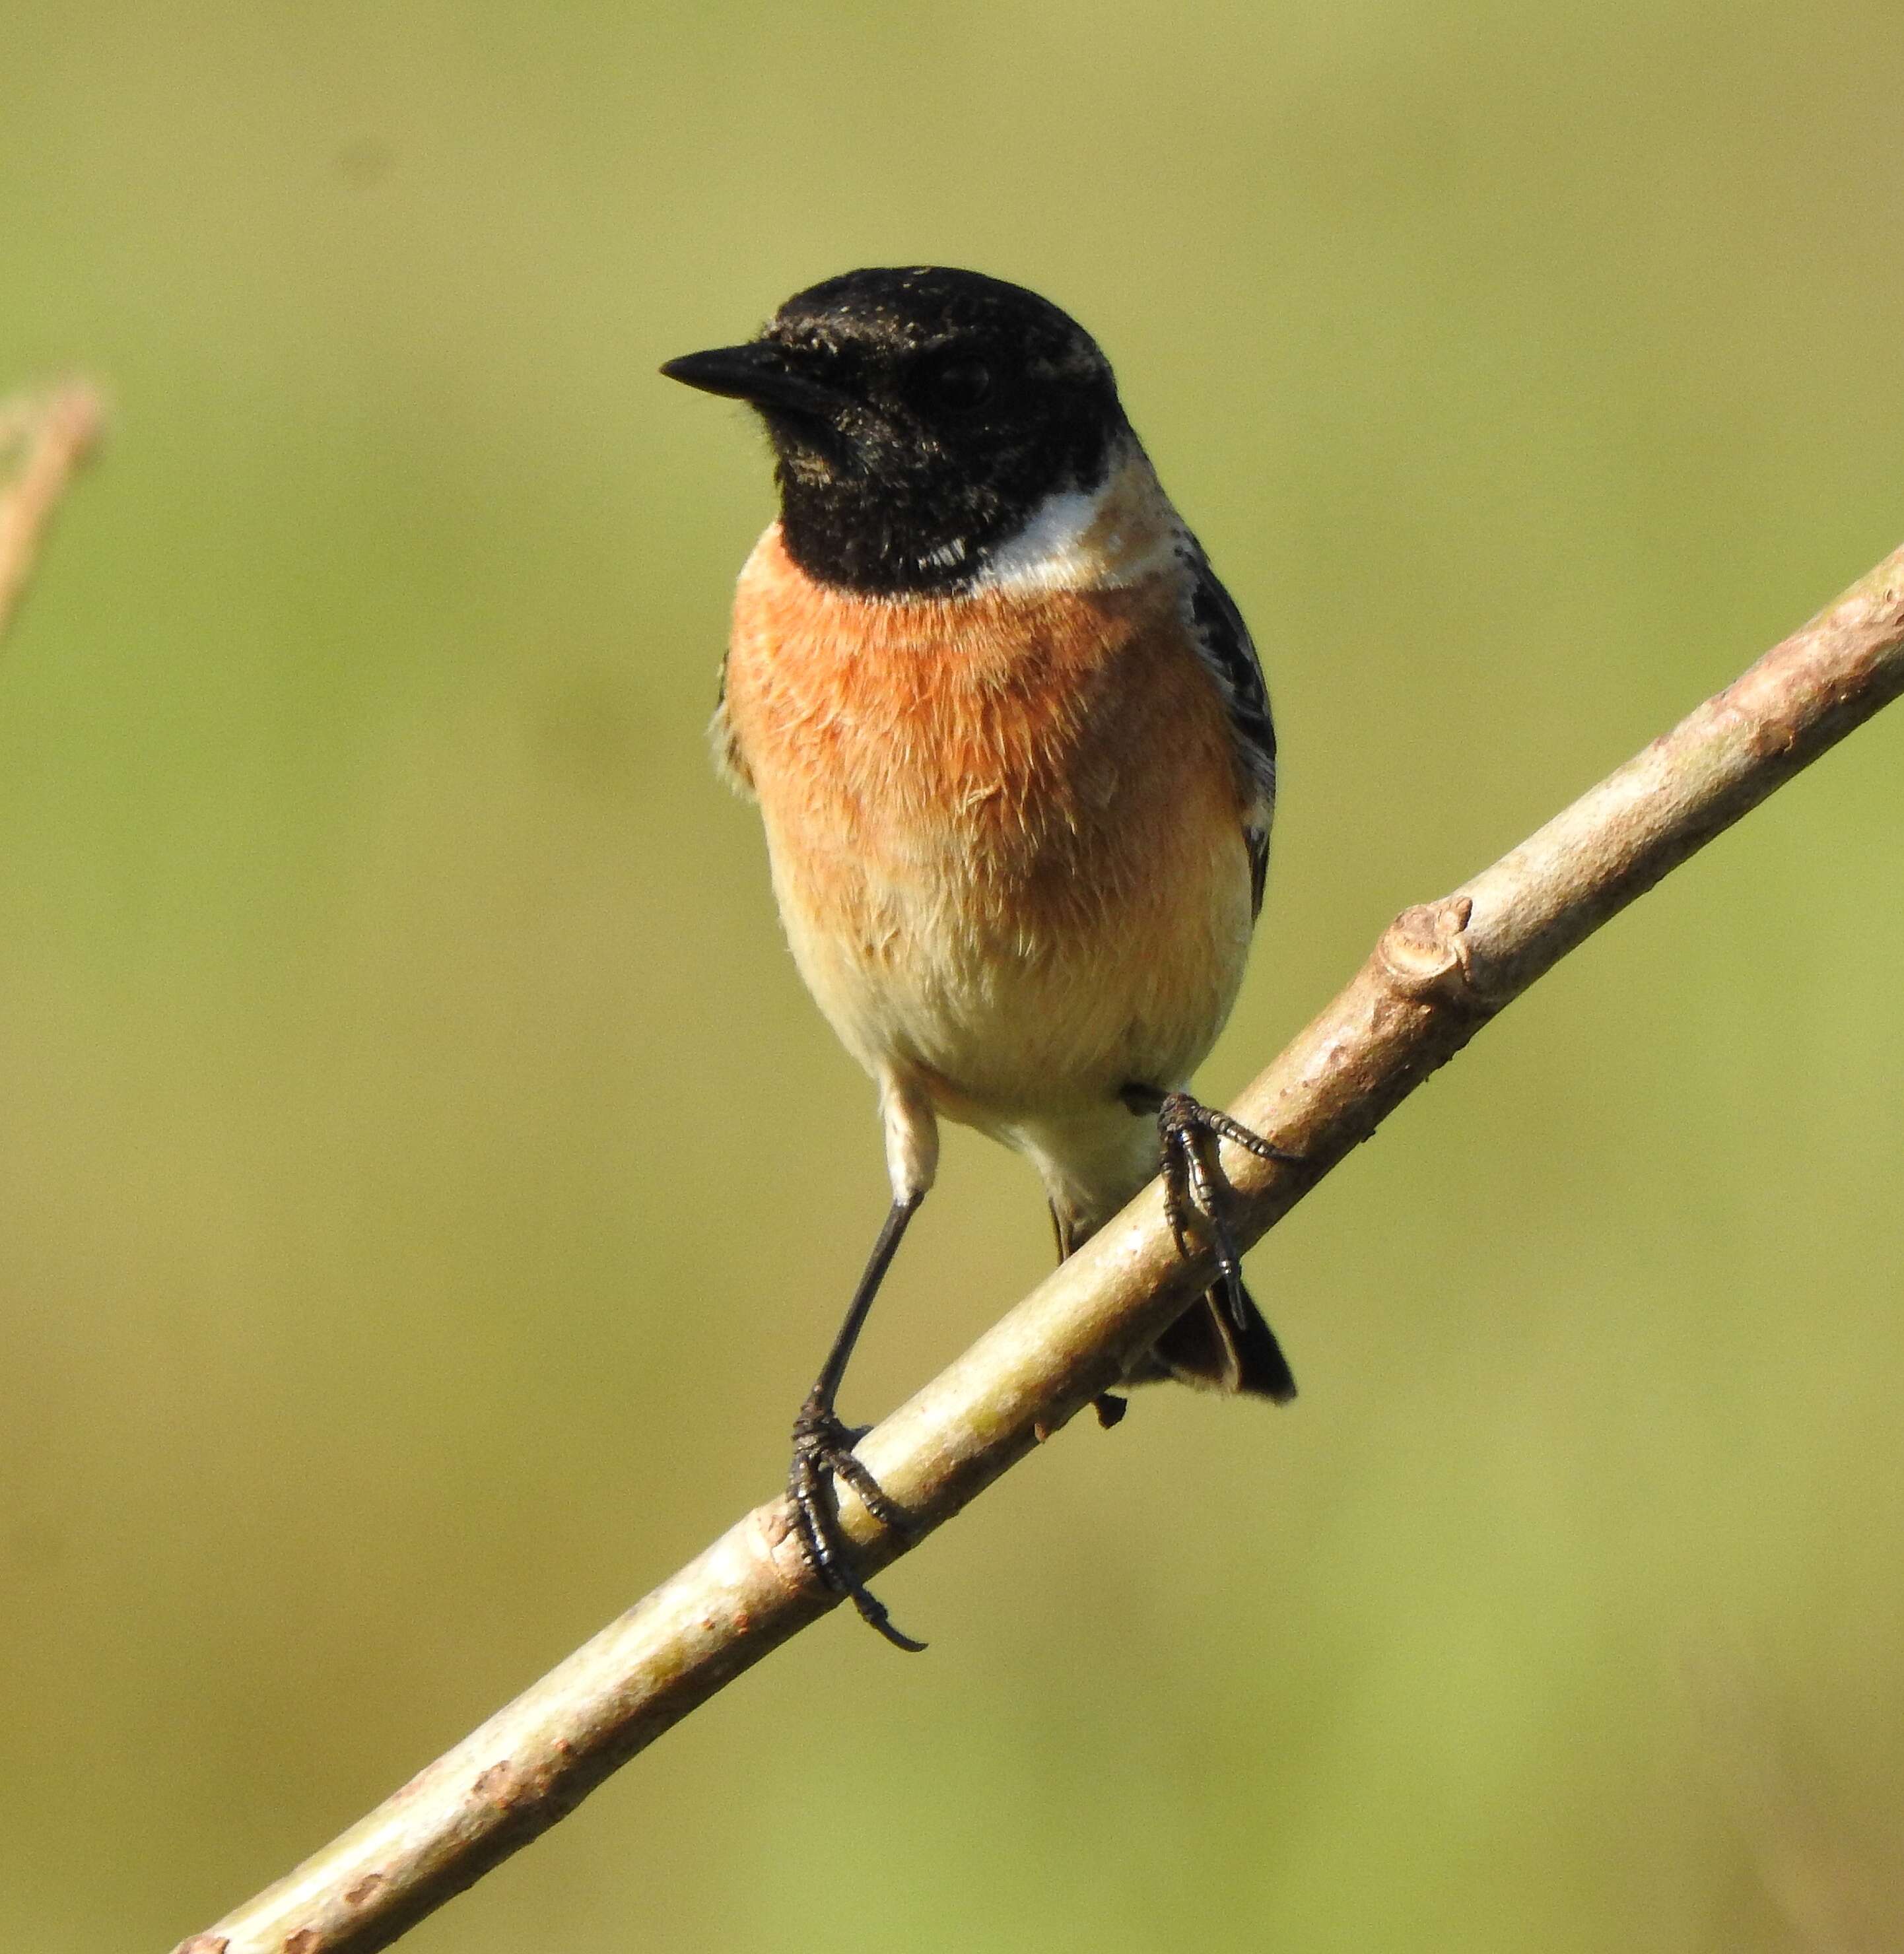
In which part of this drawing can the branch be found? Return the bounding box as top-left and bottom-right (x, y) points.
(174, 541), (1904, 1954)
(0, 383), (104, 644)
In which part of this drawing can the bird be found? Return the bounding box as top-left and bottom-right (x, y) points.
(662, 267), (1297, 1650)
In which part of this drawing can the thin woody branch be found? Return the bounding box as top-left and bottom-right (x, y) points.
(0, 383), (104, 644)
(174, 543), (1904, 1954)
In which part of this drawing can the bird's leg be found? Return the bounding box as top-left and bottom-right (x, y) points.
(788, 1192), (926, 1652)
(1121, 1085), (1302, 1328)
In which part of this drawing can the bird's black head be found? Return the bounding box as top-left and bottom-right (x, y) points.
(662, 267), (1130, 595)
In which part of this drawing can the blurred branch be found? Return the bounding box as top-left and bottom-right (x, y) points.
(0, 382), (105, 643)
(174, 541), (1904, 1954)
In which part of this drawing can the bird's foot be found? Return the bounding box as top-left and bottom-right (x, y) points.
(788, 1393), (926, 1653)
(1123, 1086), (1301, 1328)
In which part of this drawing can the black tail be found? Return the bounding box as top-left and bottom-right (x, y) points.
(1048, 1202), (1295, 1406)
(1150, 1280), (1297, 1402)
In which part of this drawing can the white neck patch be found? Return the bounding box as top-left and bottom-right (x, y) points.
(970, 447), (1179, 593)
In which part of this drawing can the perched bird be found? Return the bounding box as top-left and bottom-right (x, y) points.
(663, 267), (1296, 1648)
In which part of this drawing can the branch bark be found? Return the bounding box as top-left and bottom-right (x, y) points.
(0, 383), (104, 644)
(174, 541), (1904, 1954)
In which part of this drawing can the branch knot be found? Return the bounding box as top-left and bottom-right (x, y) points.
(1375, 895), (1485, 1007)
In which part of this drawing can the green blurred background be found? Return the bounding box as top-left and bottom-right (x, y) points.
(3, 3), (1903, 1948)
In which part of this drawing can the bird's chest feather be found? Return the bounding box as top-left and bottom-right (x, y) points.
(718, 525), (1252, 1104)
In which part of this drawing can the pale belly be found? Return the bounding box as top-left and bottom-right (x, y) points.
(761, 786), (1256, 1132)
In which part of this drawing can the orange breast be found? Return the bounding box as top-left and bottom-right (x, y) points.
(720, 524), (1255, 1121)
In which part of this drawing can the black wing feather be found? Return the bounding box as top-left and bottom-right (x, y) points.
(1178, 538), (1277, 917)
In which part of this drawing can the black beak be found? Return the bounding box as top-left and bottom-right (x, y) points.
(660, 341), (842, 419)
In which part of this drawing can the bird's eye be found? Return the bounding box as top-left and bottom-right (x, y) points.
(929, 359), (994, 410)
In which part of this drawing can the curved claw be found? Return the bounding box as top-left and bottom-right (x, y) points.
(1147, 1089), (1301, 1298)
(851, 1588), (928, 1653)
(1193, 1103), (1303, 1164)
(788, 1405), (926, 1653)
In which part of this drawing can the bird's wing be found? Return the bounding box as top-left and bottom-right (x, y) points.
(708, 656), (755, 797)
(1177, 537), (1277, 918)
